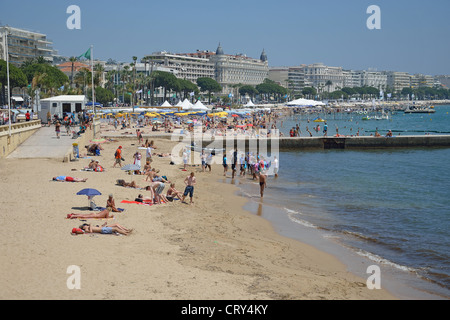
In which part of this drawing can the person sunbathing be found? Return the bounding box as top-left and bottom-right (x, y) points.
(66, 208), (114, 220)
(135, 194), (153, 203)
(78, 222), (132, 236)
(116, 179), (139, 188)
(53, 176), (87, 182)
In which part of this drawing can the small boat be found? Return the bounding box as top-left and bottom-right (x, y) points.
(313, 117), (326, 122)
(404, 106), (436, 114)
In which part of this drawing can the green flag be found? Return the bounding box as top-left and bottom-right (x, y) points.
(78, 48), (91, 60)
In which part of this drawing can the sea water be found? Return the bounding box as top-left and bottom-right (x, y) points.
(237, 105), (450, 298)
(280, 104), (450, 137)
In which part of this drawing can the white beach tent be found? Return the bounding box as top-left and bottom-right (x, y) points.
(181, 99), (194, 110)
(243, 99), (256, 107)
(161, 100), (172, 107)
(175, 100), (183, 107)
(192, 100), (208, 111)
(286, 98), (325, 107)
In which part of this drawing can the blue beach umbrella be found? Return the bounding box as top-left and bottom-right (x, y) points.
(76, 188), (102, 207)
(76, 188), (102, 197)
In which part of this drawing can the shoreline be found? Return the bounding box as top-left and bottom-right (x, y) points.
(229, 177), (448, 300)
(0, 134), (401, 300)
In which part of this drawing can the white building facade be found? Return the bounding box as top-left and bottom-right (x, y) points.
(209, 44), (269, 94)
(0, 26), (56, 66)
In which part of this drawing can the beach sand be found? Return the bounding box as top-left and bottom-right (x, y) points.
(0, 133), (397, 300)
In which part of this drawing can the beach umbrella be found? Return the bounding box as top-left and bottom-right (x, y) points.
(89, 138), (108, 144)
(121, 163), (141, 182)
(121, 164), (141, 172)
(76, 188), (102, 208)
(77, 188), (102, 197)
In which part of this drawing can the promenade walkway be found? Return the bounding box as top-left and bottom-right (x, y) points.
(7, 125), (77, 160)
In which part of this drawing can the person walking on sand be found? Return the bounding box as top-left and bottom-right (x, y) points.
(259, 171), (267, 198)
(205, 152), (213, 172)
(231, 148), (238, 179)
(223, 154), (228, 176)
(181, 172), (196, 204)
(55, 120), (61, 139)
(113, 146), (123, 168)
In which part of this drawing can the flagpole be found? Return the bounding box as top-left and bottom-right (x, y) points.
(91, 45), (96, 136)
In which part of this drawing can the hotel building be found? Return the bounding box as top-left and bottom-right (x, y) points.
(209, 44), (269, 94)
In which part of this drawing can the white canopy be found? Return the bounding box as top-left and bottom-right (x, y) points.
(243, 99), (256, 107)
(161, 100), (172, 107)
(192, 100), (208, 111)
(181, 99), (194, 110)
(285, 98), (325, 107)
(175, 100), (183, 107)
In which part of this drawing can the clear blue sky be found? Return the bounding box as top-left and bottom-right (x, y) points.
(1, 0), (449, 75)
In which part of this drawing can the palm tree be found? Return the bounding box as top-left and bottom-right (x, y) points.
(132, 56), (138, 109)
(69, 57), (78, 87)
(93, 63), (105, 87)
(73, 68), (91, 96)
(326, 80), (333, 93)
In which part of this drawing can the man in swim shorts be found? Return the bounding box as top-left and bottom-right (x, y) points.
(181, 172), (196, 204)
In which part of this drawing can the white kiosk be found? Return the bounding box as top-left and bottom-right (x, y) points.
(39, 95), (87, 121)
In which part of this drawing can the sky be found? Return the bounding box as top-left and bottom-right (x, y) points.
(1, 0), (449, 75)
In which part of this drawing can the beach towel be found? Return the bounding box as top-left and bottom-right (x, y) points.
(121, 200), (153, 206)
(94, 207), (125, 212)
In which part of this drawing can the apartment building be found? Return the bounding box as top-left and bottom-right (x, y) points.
(0, 26), (56, 66)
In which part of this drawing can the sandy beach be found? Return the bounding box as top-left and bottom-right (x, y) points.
(0, 127), (397, 300)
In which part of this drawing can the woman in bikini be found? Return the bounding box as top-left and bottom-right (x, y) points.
(67, 208), (114, 220)
(78, 222), (132, 236)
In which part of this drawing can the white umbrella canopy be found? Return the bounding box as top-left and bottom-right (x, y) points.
(161, 100), (172, 107)
(192, 100), (208, 111)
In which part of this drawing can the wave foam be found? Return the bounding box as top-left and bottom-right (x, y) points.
(285, 209), (317, 229)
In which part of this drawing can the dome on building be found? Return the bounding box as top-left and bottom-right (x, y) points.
(216, 43), (224, 55)
(260, 49), (268, 62)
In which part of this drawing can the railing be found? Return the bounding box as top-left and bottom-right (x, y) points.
(0, 120), (41, 137)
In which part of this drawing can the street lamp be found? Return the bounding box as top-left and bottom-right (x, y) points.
(4, 27), (12, 136)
